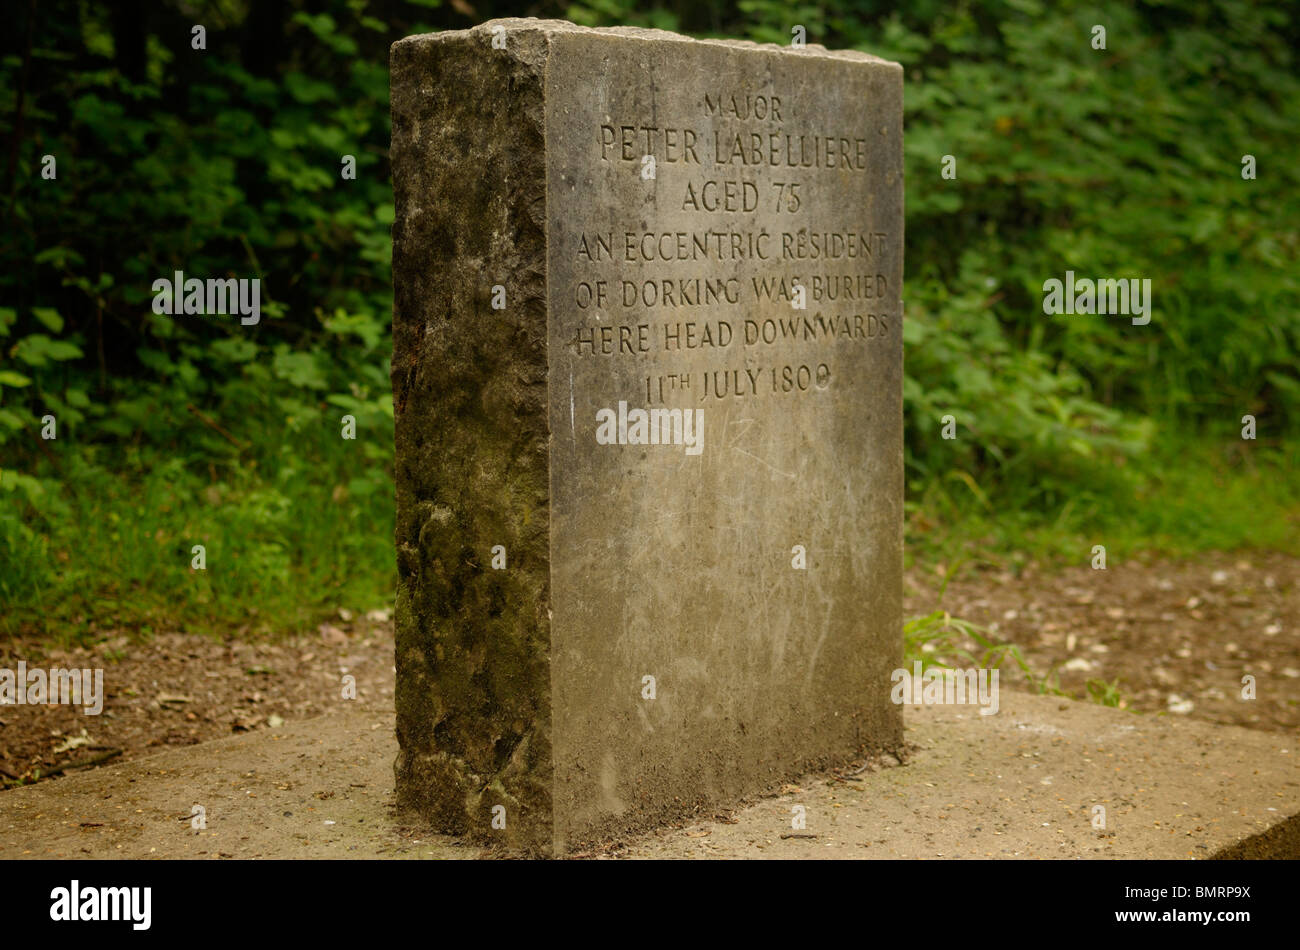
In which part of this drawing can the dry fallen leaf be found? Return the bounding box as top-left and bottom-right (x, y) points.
(53, 730), (91, 754)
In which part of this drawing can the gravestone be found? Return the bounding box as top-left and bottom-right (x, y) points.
(391, 18), (904, 854)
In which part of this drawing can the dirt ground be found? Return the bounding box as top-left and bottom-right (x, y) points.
(0, 610), (395, 789)
(919, 550), (1299, 734)
(1, 551), (1296, 792)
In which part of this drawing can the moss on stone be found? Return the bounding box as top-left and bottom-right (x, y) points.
(390, 24), (554, 854)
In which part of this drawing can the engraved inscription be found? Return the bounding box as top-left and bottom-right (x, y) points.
(559, 88), (899, 411)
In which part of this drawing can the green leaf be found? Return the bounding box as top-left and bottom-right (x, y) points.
(32, 307), (64, 333)
(271, 349), (328, 390)
(13, 334), (83, 367)
(211, 337), (260, 363)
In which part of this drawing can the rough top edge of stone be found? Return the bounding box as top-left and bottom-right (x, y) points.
(392, 17), (901, 70)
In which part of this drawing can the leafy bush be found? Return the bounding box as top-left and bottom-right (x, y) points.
(2, 0), (1297, 637)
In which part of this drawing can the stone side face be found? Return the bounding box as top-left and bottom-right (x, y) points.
(390, 26), (554, 853)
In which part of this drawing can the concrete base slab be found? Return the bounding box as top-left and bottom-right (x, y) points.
(0, 708), (473, 860)
(624, 692), (1298, 859)
(0, 692), (1293, 859)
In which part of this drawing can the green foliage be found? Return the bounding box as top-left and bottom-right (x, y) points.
(1, 0), (406, 636)
(1, 0), (1297, 640)
(1086, 677), (1127, 708)
(904, 607), (1041, 691)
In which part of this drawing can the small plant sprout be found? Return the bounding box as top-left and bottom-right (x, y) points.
(904, 606), (1042, 694)
(1086, 677), (1125, 708)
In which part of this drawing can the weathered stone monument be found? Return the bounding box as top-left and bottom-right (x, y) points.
(391, 18), (904, 854)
